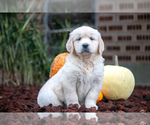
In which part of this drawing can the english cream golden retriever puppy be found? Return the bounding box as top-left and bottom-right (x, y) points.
(37, 26), (104, 109)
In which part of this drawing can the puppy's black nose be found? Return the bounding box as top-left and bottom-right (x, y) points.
(82, 43), (89, 49)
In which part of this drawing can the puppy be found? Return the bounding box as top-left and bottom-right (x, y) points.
(37, 26), (104, 109)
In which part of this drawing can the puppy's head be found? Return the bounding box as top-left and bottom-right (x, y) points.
(66, 26), (104, 55)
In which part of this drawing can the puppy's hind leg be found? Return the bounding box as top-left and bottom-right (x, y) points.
(37, 89), (63, 107)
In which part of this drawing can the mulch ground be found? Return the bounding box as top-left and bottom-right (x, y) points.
(0, 85), (150, 112)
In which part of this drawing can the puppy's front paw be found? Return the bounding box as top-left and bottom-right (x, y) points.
(85, 104), (98, 110)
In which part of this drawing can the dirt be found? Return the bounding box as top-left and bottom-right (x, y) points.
(0, 85), (150, 113)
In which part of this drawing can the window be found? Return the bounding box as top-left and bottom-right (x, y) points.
(145, 45), (150, 51)
(109, 25), (122, 31)
(118, 56), (131, 61)
(126, 46), (140, 51)
(99, 16), (113, 22)
(102, 36), (113, 42)
(119, 15), (133, 21)
(147, 24), (150, 30)
(119, 3), (133, 10)
(138, 13), (150, 20)
(136, 56), (150, 62)
(127, 24), (141, 31)
(98, 26), (107, 32)
(107, 46), (120, 51)
(137, 35), (150, 41)
(118, 36), (132, 41)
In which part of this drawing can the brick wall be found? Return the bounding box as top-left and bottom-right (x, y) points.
(96, 13), (150, 63)
(96, 0), (150, 12)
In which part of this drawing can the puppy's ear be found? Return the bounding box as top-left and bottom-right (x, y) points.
(66, 33), (74, 53)
(98, 32), (104, 55)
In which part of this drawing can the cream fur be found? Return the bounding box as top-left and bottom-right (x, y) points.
(37, 26), (105, 109)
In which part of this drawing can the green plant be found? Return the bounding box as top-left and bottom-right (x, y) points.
(48, 14), (80, 61)
(0, 13), (50, 86)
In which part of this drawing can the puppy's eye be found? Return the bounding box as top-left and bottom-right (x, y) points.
(77, 37), (81, 41)
(90, 37), (94, 41)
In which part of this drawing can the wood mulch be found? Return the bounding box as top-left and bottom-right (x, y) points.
(0, 85), (149, 113)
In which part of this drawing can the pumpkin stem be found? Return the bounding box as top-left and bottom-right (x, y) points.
(115, 55), (119, 66)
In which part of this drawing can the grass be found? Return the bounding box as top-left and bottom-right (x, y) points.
(0, 13), (50, 86)
(0, 13), (81, 86)
(48, 14), (80, 58)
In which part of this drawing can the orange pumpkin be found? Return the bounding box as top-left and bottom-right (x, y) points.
(49, 52), (103, 101)
(49, 52), (69, 78)
(97, 92), (103, 102)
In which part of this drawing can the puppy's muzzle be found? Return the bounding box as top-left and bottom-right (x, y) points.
(82, 43), (90, 53)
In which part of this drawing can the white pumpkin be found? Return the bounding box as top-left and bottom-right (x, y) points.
(102, 56), (135, 100)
